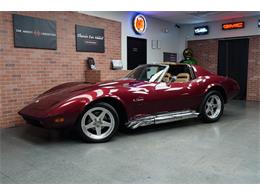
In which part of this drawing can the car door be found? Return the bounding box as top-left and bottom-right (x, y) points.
(125, 65), (165, 119)
(125, 81), (158, 119)
(153, 79), (201, 113)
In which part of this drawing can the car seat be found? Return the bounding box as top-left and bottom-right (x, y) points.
(175, 73), (190, 82)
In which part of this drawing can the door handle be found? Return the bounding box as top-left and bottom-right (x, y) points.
(133, 97), (144, 102)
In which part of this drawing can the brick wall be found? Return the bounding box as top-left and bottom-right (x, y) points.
(0, 87), (2, 128)
(85, 70), (131, 83)
(188, 39), (218, 73)
(188, 37), (260, 101)
(0, 14), (4, 128)
(247, 36), (260, 101)
(0, 11), (121, 128)
(0, 29), (3, 127)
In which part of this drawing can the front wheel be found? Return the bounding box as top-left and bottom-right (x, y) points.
(200, 90), (224, 123)
(77, 102), (119, 143)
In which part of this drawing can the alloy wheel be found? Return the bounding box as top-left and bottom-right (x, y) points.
(81, 107), (115, 140)
(205, 94), (222, 119)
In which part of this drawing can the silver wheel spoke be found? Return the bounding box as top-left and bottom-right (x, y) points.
(98, 110), (107, 120)
(210, 97), (214, 104)
(95, 126), (102, 135)
(102, 121), (112, 127)
(84, 122), (95, 129)
(89, 112), (97, 121)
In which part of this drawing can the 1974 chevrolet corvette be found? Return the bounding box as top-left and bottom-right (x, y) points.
(19, 63), (239, 142)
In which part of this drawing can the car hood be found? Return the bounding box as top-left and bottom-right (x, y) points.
(27, 79), (144, 110)
(41, 79), (141, 96)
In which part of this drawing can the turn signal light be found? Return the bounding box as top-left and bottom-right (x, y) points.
(54, 117), (64, 123)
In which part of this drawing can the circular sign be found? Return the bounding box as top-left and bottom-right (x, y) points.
(133, 14), (147, 34)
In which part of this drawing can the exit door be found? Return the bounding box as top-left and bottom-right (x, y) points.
(218, 38), (249, 100)
(127, 36), (147, 70)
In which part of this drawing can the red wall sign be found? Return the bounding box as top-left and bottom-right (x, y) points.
(222, 22), (244, 30)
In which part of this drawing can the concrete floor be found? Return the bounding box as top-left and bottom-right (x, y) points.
(0, 100), (259, 183)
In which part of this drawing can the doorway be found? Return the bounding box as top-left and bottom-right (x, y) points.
(127, 36), (147, 70)
(218, 38), (249, 100)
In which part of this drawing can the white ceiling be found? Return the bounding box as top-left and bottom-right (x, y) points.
(140, 11), (260, 24)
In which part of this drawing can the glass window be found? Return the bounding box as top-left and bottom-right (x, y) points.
(125, 65), (167, 82)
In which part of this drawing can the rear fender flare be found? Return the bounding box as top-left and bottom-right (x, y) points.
(197, 83), (227, 113)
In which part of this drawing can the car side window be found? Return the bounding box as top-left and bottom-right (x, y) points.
(146, 66), (166, 82)
(147, 66), (159, 79)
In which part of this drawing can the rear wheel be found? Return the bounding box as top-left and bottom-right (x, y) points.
(200, 90), (224, 123)
(77, 102), (119, 143)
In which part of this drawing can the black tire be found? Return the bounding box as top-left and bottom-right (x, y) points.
(199, 90), (224, 123)
(76, 102), (119, 143)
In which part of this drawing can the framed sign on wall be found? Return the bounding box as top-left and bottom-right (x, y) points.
(13, 14), (57, 49)
(163, 52), (177, 62)
(75, 25), (105, 53)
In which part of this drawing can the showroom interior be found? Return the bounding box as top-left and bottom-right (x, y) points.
(0, 11), (260, 183)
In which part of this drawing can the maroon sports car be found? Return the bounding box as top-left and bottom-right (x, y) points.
(19, 63), (239, 142)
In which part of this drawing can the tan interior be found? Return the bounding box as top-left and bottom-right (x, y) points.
(175, 73), (190, 82)
(162, 73), (172, 82)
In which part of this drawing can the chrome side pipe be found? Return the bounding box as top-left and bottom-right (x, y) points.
(126, 110), (199, 129)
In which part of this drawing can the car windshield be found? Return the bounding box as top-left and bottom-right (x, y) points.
(124, 64), (168, 82)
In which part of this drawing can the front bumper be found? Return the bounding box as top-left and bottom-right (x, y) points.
(20, 113), (68, 129)
(18, 95), (87, 129)
(22, 115), (45, 128)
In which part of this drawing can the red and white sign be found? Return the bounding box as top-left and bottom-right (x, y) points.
(133, 14), (147, 34)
